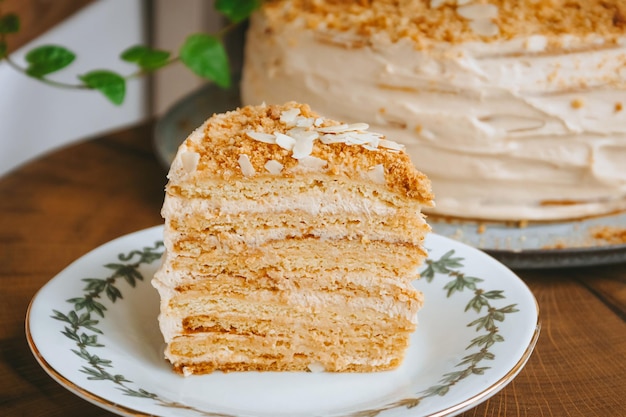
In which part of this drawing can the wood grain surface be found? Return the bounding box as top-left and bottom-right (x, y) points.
(1, 0), (95, 53)
(0, 121), (625, 417)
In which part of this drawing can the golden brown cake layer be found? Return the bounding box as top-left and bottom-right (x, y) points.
(169, 238), (427, 279)
(167, 330), (411, 373)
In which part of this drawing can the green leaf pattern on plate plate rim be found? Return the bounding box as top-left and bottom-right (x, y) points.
(50, 242), (518, 417)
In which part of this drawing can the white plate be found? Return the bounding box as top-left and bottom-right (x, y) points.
(26, 226), (539, 417)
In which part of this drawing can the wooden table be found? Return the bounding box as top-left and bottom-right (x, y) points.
(1, 121), (625, 416)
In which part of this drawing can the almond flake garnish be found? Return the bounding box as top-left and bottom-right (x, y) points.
(264, 159), (283, 174)
(430, 0), (446, 8)
(237, 154), (256, 177)
(379, 139), (405, 151)
(289, 128), (320, 142)
(274, 108), (404, 159)
(294, 116), (315, 128)
(367, 164), (386, 184)
(246, 130), (276, 144)
(469, 19), (500, 37)
(457, 4), (498, 20)
(347, 122), (370, 131)
(316, 124), (350, 133)
(180, 151), (200, 174)
(280, 108), (301, 126)
(275, 132), (297, 150)
(292, 137), (315, 159)
(298, 156), (328, 170)
(319, 133), (347, 144)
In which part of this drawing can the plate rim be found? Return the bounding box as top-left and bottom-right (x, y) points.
(25, 226), (540, 417)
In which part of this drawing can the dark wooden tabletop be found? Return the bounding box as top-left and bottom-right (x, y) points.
(1, 121), (625, 416)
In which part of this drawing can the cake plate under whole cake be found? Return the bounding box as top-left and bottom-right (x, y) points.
(153, 82), (626, 270)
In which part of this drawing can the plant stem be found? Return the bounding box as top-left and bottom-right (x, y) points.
(3, 54), (88, 89)
(215, 19), (243, 39)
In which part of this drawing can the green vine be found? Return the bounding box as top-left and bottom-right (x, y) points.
(0, 0), (261, 105)
(48, 240), (519, 417)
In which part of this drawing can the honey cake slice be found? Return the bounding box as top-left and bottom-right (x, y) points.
(152, 102), (434, 375)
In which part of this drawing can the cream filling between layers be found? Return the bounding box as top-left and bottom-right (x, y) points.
(154, 280), (421, 342)
(163, 190), (397, 217)
(241, 12), (626, 220)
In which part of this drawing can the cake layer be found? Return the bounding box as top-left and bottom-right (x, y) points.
(166, 331), (411, 374)
(241, 1), (626, 220)
(179, 313), (413, 339)
(158, 271), (420, 300)
(154, 274), (422, 340)
(168, 237), (426, 278)
(167, 174), (425, 210)
(164, 199), (427, 246)
(160, 287), (420, 328)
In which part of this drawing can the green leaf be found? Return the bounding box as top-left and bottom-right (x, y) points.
(62, 327), (80, 343)
(82, 278), (107, 293)
(105, 284), (123, 302)
(25, 45), (75, 77)
(120, 45), (170, 71)
(0, 41), (6, 57)
(0, 13), (19, 34)
(78, 70), (126, 105)
(215, 0), (261, 23)
(482, 290), (505, 299)
(51, 309), (71, 323)
(120, 387), (158, 399)
(497, 304), (519, 314)
(472, 366), (490, 375)
(444, 275), (483, 298)
(467, 314), (494, 331)
(106, 264), (143, 287)
(425, 385), (449, 397)
(464, 294), (489, 312)
(468, 332), (505, 349)
(179, 34), (230, 88)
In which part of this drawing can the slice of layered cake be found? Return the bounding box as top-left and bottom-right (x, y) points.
(152, 102), (434, 375)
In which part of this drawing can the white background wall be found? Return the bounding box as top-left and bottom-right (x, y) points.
(0, 0), (148, 177)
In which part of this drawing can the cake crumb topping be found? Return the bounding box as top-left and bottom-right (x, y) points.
(178, 102), (434, 204)
(263, 0), (626, 45)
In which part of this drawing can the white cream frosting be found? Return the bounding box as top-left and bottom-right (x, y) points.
(162, 187), (397, 218)
(241, 11), (626, 221)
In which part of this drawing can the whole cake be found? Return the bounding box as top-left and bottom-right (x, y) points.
(241, 0), (626, 221)
(152, 102), (434, 375)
